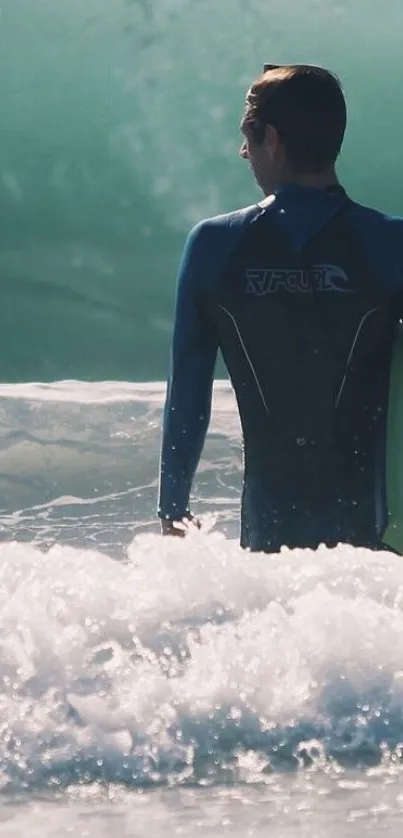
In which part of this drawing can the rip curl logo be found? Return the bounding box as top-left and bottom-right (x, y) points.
(245, 265), (353, 295)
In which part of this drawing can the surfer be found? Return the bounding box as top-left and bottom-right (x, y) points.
(158, 64), (403, 552)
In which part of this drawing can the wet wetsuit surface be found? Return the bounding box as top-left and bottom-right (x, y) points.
(158, 184), (403, 551)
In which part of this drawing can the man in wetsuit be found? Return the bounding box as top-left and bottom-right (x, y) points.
(158, 64), (403, 552)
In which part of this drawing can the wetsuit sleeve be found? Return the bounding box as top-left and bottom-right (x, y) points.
(158, 223), (219, 520)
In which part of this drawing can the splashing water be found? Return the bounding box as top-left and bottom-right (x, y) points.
(1, 529), (403, 794)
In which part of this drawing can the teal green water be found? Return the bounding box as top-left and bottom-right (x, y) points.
(1, 0), (403, 381)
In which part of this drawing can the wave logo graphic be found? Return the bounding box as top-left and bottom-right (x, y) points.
(246, 264), (353, 295)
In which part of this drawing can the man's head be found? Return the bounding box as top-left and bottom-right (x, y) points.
(240, 64), (347, 195)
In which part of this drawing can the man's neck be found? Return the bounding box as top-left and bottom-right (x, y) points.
(269, 166), (340, 194)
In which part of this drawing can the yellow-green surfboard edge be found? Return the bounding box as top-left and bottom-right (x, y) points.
(384, 323), (403, 553)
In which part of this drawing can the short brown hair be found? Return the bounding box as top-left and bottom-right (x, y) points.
(244, 65), (347, 173)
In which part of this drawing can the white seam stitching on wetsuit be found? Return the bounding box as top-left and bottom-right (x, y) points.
(335, 307), (380, 409)
(218, 304), (271, 418)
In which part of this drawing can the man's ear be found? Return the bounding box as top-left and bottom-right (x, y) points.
(264, 123), (281, 158)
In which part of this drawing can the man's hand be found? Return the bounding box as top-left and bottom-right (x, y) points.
(160, 514), (201, 538)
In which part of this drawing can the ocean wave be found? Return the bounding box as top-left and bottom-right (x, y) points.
(0, 529), (403, 791)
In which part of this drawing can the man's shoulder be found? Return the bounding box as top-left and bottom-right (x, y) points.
(348, 199), (403, 232)
(181, 203), (262, 281)
(189, 202), (261, 242)
(347, 199), (403, 283)
(178, 203), (262, 293)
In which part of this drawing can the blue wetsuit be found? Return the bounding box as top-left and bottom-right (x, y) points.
(158, 184), (403, 551)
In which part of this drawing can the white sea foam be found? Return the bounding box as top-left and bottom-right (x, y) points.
(0, 527), (402, 791)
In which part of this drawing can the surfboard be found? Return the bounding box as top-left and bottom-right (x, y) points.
(383, 321), (403, 553)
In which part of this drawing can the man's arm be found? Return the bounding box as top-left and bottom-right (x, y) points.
(158, 222), (219, 531)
